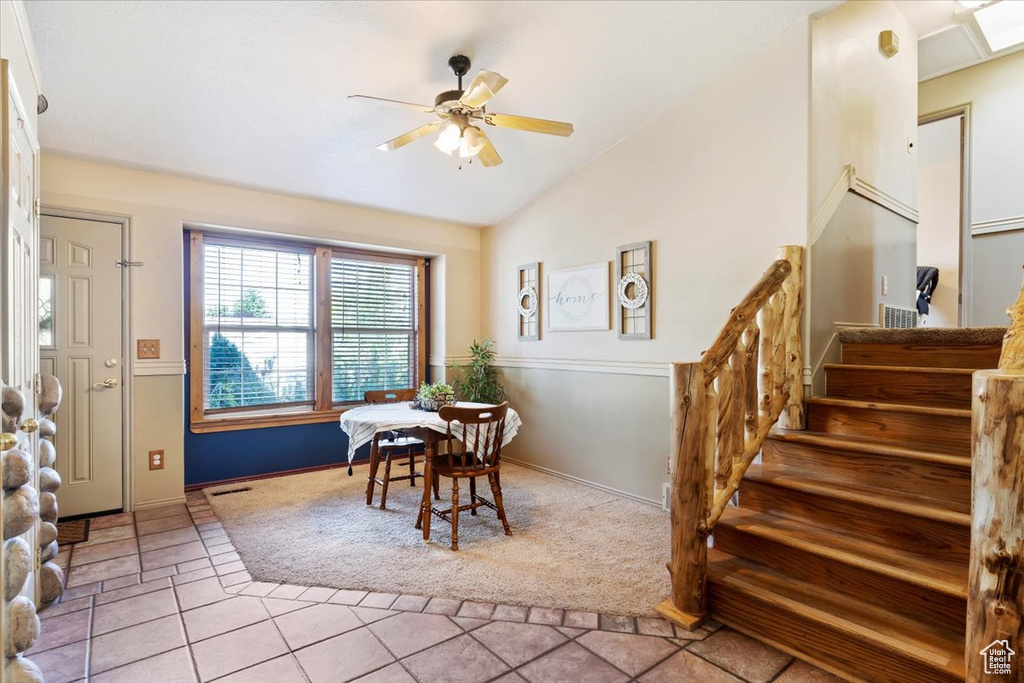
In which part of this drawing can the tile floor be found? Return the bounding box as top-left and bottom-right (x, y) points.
(34, 492), (842, 683)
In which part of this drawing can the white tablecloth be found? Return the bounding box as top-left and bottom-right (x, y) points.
(339, 402), (522, 465)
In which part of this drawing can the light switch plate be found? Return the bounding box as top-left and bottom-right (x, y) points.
(137, 339), (161, 359)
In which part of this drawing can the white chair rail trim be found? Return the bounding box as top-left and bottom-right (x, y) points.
(134, 359), (187, 376)
(431, 355), (670, 378)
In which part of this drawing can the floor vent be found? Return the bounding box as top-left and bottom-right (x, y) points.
(878, 303), (918, 329)
(210, 487), (252, 496)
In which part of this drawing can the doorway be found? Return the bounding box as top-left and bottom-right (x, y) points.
(40, 213), (126, 516)
(916, 113), (967, 327)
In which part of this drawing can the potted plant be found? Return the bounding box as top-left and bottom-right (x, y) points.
(449, 339), (506, 405)
(415, 381), (456, 411)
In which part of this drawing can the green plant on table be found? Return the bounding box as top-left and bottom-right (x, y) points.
(417, 381), (455, 402)
(449, 339), (506, 404)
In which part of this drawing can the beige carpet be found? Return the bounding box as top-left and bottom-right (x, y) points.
(837, 326), (1006, 344)
(204, 463), (670, 616)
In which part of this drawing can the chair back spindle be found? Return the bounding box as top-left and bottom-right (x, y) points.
(438, 403), (509, 472)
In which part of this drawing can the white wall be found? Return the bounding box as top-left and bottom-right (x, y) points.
(920, 52), (1024, 325)
(480, 20), (812, 502)
(41, 156), (481, 506)
(916, 116), (962, 328)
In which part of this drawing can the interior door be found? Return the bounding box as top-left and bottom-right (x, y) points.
(40, 215), (123, 516)
(2, 58), (40, 599)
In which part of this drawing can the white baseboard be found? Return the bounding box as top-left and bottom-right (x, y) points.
(503, 457), (662, 509)
(133, 494), (187, 510)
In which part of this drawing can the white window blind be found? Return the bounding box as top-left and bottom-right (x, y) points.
(331, 257), (417, 403)
(203, 240), (314, 412)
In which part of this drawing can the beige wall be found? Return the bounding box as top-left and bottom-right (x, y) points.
(920, 52), (1024, 325)
(481, 20), (812, 502)
(41, 156), (481, 506)
(807, 0), (919, 392)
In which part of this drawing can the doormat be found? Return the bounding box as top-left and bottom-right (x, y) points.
(56, 519), (90, 546)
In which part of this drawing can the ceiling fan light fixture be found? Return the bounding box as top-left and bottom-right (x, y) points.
(459, 126), (486, 158)
(434, 123), (461, 155)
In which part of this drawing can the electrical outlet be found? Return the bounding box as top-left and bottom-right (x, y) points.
(662, 482), (671, 512)
(149, 449), (164, 470)
(881, 275), (889, 296)
(137, 339), (161, 359)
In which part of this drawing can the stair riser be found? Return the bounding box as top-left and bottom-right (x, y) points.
(713, 524), (966, 633)
(762, 439), (971, 505)
(740, 480), (970, 564)
(807, 404), (970, 456)
(825, 367), (973, 408)
(841, 342), (1001, 369)
(708, 580), (963, 683)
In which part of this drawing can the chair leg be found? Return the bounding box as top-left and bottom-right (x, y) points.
(451, 477), (460, 551)
(365, 440), (381, 506)
(379, 452), (393, 510)
(408, 449), (416, 486)
(469, 477), (477, 516)
(490, 472), (512, 536)
(432, 471), (440, 501)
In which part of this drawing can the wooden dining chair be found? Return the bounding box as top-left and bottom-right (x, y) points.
(364, 388), (425, 510)
(417, 402), (512, 550)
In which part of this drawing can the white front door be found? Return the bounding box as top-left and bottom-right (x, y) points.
(40, 215), (123, 516)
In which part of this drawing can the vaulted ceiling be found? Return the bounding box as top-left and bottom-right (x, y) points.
(26, 0), (838, 226)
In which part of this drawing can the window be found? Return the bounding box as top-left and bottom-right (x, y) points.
(189, 231), (426, 432)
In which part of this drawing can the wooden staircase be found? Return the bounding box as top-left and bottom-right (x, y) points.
(707, 332), (1003, 683)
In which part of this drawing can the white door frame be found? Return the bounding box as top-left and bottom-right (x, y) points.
(919, 104), (973, 326)
(40, 205), (135, 512)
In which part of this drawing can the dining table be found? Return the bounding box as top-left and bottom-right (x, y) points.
(339, 401), (522, 540)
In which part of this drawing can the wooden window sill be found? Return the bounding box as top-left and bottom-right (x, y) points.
(189, 408), (350, 434)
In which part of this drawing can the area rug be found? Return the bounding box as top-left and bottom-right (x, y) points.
(56, 519), (89, 545)
(204, 463), (670, 616)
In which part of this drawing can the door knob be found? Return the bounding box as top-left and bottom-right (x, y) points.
(19, 419), (38, 434)
(0, 433), (16, 451)
(93, 378), (119, 389)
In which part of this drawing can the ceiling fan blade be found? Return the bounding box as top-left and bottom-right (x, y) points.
(459, 70), (509, 109)
(377, 122), (444, 152)
(485, 113), (574, 137)
(476, 130), (503, 167)
(349, 95), (435, 114)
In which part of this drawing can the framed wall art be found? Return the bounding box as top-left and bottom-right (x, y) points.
(547, 262), (610, 332)
(517, 262), (540, 341)
(616, 241), (652, 340)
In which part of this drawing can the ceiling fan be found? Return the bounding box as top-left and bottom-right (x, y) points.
(350, 55), (574, 167)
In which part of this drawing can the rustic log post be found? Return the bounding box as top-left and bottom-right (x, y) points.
(966, 369), (1024, 682)
(657, 362), (711, 630)
(758, 303), (777, 418)
(771, 290), (787, 398)
(1000, 274), (1024, 371)
(715, 354), (743, 490)
(743, 324), (760, 444)
(777, 245), (806, 430)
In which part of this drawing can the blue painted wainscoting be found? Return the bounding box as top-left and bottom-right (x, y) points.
(183, 376), (370, 487)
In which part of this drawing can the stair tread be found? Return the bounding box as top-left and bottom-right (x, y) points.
(718, 507), (968, 597)
(769, 429), (972, 468)
(807, 397), (971, 419)
(825, 363), (976, 376)
(708, 550), (966, 677)
(744, 463), (971, 522)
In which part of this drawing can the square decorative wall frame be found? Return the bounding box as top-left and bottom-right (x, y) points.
(616, 241), (652, 340)
(517, 262), (540, 341)
(547, 262), (610, 332)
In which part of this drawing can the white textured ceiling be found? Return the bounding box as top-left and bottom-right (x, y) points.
(26, 0), (838, 226)
(896, 0), (1024, 81)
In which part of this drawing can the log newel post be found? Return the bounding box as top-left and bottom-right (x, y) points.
(967, 369), (1024, 682)
(777, 245), (805, 430)
(657, 362), (710, 630)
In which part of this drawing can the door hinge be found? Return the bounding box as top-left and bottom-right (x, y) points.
(33, 199), (40, 217)
(33, 373), (41, 395)
(115, 260), (143, 268)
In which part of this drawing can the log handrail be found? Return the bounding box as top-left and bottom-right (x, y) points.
(966, 274), (1024, 682)
(657, 245), (805, 630)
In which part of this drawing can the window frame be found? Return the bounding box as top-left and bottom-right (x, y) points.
(188, 231), (427, 434)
